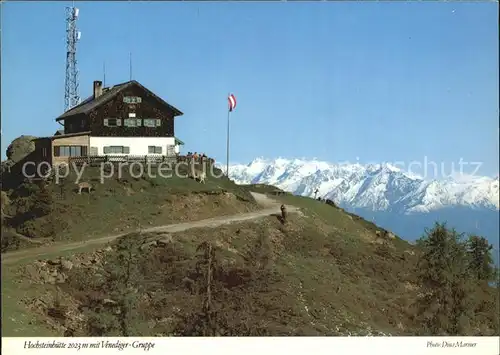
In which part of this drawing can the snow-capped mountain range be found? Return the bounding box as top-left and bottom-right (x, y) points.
(227, 157), (499, 262)
(229, 157), (499, 214)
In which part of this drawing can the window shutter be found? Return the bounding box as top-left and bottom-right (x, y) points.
(82, 146), (88, 156)
(104, 118), (109, 126)
(124, 146), (130, 154)
(54, 146), (60, 157)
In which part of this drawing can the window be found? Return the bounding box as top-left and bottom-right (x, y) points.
(42, 148), (47, 157)
(103, 146), (130, 154)
(104, 118), (122, 127)
(70, 146), (82, 156)
(81, 119), (86, 129)
(123, 96), (142, 104)
(124, 118), (142, 127)
(143, 119), (155, 127)
(148, 146), (162, 154)
(166, 145), (175, 156)
(54, 145), (88, 157)
(143, 119), (161, 127)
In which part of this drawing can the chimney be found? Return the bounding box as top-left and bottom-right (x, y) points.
(93, 80), (103, 99)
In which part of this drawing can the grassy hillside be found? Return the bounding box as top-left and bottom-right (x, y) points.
(239, 184), (286, 194)
(3, 196), (414, 336)
(1, 164), (257, 252)
(2, 183), (498, 337)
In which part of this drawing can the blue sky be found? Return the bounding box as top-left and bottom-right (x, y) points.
(2, 2), (498, 178)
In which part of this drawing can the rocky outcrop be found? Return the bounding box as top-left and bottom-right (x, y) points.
(6, 135), (37, 164)
(1, 191), (10, 221)
(2, 135), (38, 182)
(23, 247), (112, 285)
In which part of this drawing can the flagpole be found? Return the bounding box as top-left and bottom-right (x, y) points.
(226, 98), (231, 177)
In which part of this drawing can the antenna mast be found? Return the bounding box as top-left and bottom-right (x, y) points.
(64, 5), (81, 111)
(129, 52), (132, 81)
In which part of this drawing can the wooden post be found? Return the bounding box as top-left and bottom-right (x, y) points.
(206, 243), (213, 333)
(226, 108), (231, 177)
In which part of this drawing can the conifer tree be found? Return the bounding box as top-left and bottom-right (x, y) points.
(415, 222), (473, 335)
(466, 235), (495, 282)
(84, 234), (145, 336)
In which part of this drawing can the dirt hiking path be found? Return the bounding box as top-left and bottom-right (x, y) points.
(2, 193), (299, 265)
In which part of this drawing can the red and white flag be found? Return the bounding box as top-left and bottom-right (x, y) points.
(228, 94), (237, 112)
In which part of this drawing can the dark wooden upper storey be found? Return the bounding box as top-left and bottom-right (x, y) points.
(56, 80), (183, 137)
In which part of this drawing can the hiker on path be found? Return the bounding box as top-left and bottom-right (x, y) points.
(280, 204), (288, 224)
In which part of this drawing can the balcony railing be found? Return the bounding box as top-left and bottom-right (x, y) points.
(67, 155), (215, 167)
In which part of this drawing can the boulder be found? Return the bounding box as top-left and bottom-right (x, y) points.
(56, 273), (67, 284)
(140, 241), (156, 251)
(34, 260), (47, 268)
(156, 234), (174, 247)
(5, 135), (37, 164)
(40, 270), (57, 284)
(60, 259), (73, 271)
(1, 191), (10, 218)
(156, 240), (168, 247)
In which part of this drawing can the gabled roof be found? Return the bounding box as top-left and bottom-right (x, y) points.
(56, 80), (183, 121)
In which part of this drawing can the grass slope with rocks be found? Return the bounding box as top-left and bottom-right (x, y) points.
(2, 183), (498, 337)
(1, 163), (258, 252)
